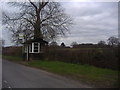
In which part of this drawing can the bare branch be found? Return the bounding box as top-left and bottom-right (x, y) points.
(3, 1), (73, 44)
(29, 0), (38, 13)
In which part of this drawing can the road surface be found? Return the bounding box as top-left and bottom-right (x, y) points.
(2, 59), (91, 88)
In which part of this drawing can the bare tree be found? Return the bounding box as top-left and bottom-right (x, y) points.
(98, 40), (106, 46)
(107, 36), (119, 46)
(60, 42), (65, 47)
(49, 41), (58, 46)
(71, 42), (78, 47)
(3, 1), (72, 44)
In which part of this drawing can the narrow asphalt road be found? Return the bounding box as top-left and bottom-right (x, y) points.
(2, 59), (91, 88)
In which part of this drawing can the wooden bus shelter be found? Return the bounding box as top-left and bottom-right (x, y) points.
(23, 38), (48, 61)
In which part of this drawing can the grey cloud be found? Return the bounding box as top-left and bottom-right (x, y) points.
(58, 2), (118, 46)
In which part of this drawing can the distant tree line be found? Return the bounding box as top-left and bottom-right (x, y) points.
(48, 36), (119, 48)
(72, 36), (119, 48)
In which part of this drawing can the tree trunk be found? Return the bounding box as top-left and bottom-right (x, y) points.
(34, 12), (43, 39)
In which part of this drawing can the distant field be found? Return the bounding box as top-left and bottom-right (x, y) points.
(3, 55), (119, 88)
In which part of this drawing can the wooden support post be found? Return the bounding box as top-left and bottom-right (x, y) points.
(27, 45), (29, 61)
(22, 44), (25, 61)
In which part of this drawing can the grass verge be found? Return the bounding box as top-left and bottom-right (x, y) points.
(3, 55), (23, 62)
(2, 55), (119, 88)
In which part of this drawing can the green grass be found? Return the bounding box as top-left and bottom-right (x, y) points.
(25, 60), (118, 87)
(3, 55), (119, 88)
(3, 55), (23, 62)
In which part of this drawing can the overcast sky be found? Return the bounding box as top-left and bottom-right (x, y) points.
(0, 1), (118, 46)
(59, 2), (118, 46)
